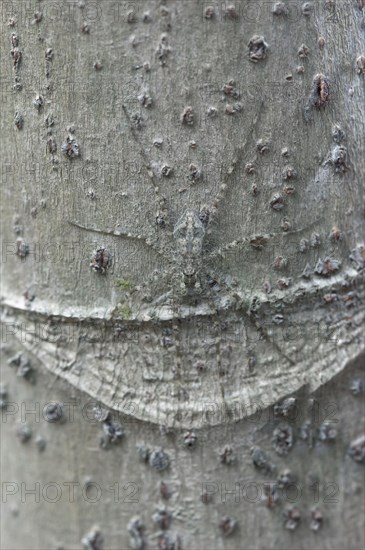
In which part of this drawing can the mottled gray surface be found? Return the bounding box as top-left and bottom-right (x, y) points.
(1, 0), (364, 547)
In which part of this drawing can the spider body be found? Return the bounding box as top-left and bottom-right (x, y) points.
(172, 210), (205, 293)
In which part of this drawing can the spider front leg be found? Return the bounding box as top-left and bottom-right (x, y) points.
(200, 102), (264, 232)
(67, 220), (169, 260)
(207, 238), (250, 262)
(206, 264), (296, 367)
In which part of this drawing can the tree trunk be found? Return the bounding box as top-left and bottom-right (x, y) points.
(1, 0), (364, 548)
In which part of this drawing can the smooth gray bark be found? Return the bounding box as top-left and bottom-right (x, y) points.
(1, 0), (364, 548)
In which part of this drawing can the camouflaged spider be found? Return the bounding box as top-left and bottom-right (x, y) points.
(69, 201), (247, 319)
(68, 105), (262, 319)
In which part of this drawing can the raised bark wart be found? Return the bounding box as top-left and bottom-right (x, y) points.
(16, 423), (32, 443)
(310, 509), (323, 531)
(274, 397), (297, 418)
(47, 137), (56, 153)
(81, 526), (103, 550)
(0, 385), (8, 409)
(314, 258), (341, 276)
(331, 145), (348, 173)
(15, 238), (29, 258)
(323, 293), (338, 304)
(187, 163), (202, 181)
(35, 435), (46, 452)
(160, 481), (171, 500)
(270, 193), (285, 210)
(256, 138), (270, 154)
(127, 517), (144, 550)
(245, 162), (256, 174)
(349, 378), (364, 395)
(61, 134), (80, 158)
(33, 12), (43, 24)
(282, 166), (297, 180)
(183, 430), (197, 448)
(33, 95), (44, 110)
(152, 508), (172, 530)
(206, 105), (217, 117)
(356, 55), (365, 75)
(305, 74), (333, 116)
(225, 5), (239, 19)
(100, 418), (124, 448)
(45, 48), (53, 61)
(90, 248), (111, 273)
(219, 516), (237, 536)
(283, 185), (295, 195)
(181, 106), (194, 126)
(222, 79), (240, 99)
(277, 469), (296, 488)
(219, 445), (235, 465)
(284, 507), (301, 530)
(161, 164), (173, 177)
(14, 111), (23, 129)
(310, 74), (330, 108)
(298, 44), (310, 58)
(157, 532), (180, 550)
(204, 6), (215, 19)
(251, 446), (276, 473)
(347, 435), (365, 463)
(149, 449), (170, 471)
(44, 402), (65, 423)
(272, 423), (293, 455)
(225, 103), (242, 114)
(301, 2), (313, 16)
(248, 35), (269, 62)
(281, 219), (291, 231)
(318, 421), (337, 442)
(8, 352), (34, 381)
(10, 47), (21, 69)
(138, 92), (153, 108)
(10, 33), (18, 47)
(332, 123), (346, 143)
(252, 183), (259, 196)
(272, 2), (289, 16)
(273, 256), (288, 271)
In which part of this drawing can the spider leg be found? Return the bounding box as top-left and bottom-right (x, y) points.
(199, 267), (244, 421)
(121, 104), (161, 192)
(67, 220), (169, 260)
(204, 265), (296, 367)
(203, 101), (264, 230)
(121, 103), (176, 251)
(207, 238), (249, 262)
